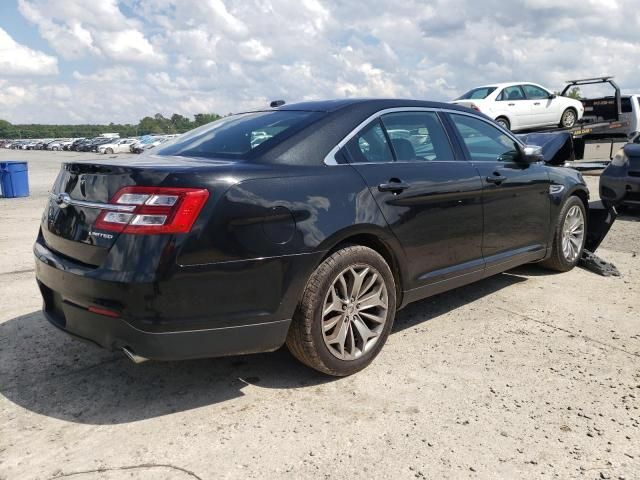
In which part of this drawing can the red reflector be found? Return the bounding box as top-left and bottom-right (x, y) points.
(88, 306), (121, 318)
(94, 187), (209, 235)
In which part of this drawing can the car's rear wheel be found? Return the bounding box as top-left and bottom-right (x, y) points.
(106, 148), (114, 154)
(287, 245), (396, 376)
(540, 196), (586, 272)
(495, 117), (510, 130)
(560, 108), (577, 128)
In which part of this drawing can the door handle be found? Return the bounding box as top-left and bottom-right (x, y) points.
(508, 103), (515, 106)
(534, 102), (541, 105)
(378, 180), (410, 193)
(486, 174), (506, 185)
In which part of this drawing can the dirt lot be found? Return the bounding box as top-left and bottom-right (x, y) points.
(1, 150), (639, 480)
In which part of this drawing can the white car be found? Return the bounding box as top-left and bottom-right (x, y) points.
(451, 82), (585, 131)
(98, 138), (137, 154)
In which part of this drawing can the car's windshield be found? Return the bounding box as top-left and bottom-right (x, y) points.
(156, 110), (322, 160)
(456, 87), (497, 100)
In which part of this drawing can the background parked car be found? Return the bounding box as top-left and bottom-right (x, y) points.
(451, 82), (585, 131)
(76, 137), (111, 152)
(97, 138), (137, 154)
(131, 135), (170, 153)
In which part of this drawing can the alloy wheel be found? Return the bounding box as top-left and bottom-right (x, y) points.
(562, 110), (576, 128)
(321, 265), (389, 361)
(561, 205), (584, 262)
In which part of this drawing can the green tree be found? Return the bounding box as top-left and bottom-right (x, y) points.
(556, 87), (582, 99)
(0, 112), (223, 139)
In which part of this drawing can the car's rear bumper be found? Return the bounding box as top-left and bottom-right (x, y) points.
(34, 238), (319, 361)
(39, 281), (290, 361)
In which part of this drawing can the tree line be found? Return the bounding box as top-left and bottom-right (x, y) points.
(0, 113), (222, 139)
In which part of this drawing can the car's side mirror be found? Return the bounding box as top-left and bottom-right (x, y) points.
(521, 145), (544, 163)
(548, 93), (557, 99)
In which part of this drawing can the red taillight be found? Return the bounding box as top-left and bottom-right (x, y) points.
(470, 103), (481, 112)
(94, 187), (209, 234)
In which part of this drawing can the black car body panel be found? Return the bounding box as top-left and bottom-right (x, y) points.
(600, 143), (640, 207)
(35, 99), (596, 361)
(517, 132), (575, 166)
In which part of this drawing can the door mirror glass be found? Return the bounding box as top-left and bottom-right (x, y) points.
(522, 145), (544, 163)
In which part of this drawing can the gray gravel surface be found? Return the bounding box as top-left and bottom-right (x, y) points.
(0, 151), (638, 480)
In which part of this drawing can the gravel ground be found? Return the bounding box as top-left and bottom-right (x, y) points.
(0, 150), (638, 480)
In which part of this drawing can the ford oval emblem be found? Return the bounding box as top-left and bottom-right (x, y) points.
(55, 193), (71, 209)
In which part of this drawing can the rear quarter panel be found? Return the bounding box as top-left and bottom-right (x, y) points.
(177, 164), (400, 266)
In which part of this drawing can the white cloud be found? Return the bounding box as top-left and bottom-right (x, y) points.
(3, 0), (640, 124)
(0, 27), (58, 76)
(18, 0), (164, 64)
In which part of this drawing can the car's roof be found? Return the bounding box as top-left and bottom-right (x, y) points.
(472, 82), (546, 89)
(273, 98), (473, 113)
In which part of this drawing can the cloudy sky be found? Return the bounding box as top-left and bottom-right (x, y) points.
(1, 0), (639, 124)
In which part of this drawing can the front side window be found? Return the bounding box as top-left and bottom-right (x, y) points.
(523, 84), (550, 100)
(345, 120), (394, 163)
(156, 110), (321, 159)
(497, 86), (525, 101)
(450, 114), (520, 162)
(381, 111), (454, 161)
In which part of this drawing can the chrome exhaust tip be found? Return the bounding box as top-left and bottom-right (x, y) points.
(122, 347), (149, 364)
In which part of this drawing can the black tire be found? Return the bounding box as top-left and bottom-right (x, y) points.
(286, 245), (397, 376)
(540, 196), (586, 272)
(495, 117), (510, 130)
(559, 108), (577, 128)
(106, 148), (114, 154)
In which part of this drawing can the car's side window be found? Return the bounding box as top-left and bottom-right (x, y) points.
(345, 119), (394, 163)
(523, 84), (550, 100)
(450, 114), (521, 163)
(380, 111), (454, 161)
(497, 86), (525, 101)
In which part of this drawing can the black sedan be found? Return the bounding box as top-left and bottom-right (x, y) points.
(600, 141), (640, 210)
(35, 99), (592, 376)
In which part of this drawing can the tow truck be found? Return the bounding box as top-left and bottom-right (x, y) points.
(518, 76), (639, 170)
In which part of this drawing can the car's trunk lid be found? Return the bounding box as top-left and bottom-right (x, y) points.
(41, 156), (239, 266)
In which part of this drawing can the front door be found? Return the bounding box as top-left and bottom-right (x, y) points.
(522, 84), (557, 125)
(447, 112), (551, 272)
(342, 110), (484, 292)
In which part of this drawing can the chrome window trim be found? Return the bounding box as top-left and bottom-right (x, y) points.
(49, 192), (137, 212)
(323, 106), (523, 166)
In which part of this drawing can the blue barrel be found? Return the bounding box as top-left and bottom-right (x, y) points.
(0, 161), (30, 198)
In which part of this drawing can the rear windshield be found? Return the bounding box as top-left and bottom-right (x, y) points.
(156, 110), (321, 159)
(456, 87), (497, 100)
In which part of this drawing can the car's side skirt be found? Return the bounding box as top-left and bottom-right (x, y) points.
(399, 245), (546, 309)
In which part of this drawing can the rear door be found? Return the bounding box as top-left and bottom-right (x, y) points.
(446, 112), (550, 271)
(496, 85), (532, 128)
(342, 109), (484, 292)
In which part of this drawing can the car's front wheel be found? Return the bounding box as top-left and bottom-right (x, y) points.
(287, 245), (396, 376)
(540, 196), (586, 271)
